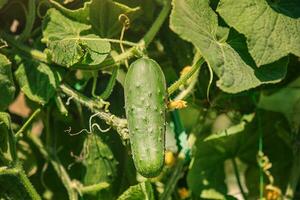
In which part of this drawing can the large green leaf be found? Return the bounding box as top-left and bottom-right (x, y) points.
(15, 60), (63, 105)
(42, 8), (111, 67)
(258, 77), (300, 133)
(170, 0), (288, 93)
(117, 182), (154, 200)
(217, 0), (300, 66)
(82, 133), (118, 199)
(0, 54), (15, 111)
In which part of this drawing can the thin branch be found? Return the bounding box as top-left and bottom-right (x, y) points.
(18, 0), (36, 41)
(174, 69), (199, 101)
(59, 84), (129, 140)
(168, 57), (205, 96)
(80, 182), (110, 194)
(141, 0), (171, 47)
(15, 108), (42, 138)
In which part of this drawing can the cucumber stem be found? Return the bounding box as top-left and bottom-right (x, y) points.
(168, 57), (205, 95)
(80, 182), (110, 194)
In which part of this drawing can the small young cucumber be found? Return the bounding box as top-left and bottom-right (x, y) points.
(124, 58), (167, 178)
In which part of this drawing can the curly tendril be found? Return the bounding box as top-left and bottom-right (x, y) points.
(64, 112), (111, 137)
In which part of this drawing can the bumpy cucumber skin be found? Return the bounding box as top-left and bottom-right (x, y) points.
(124, 58), (167, 178)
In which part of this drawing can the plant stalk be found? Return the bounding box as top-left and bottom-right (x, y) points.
(15, 108), (42, 138)
(168, 57), (205, 95)
(141, 0), (171, 47)
(18, 0), (36, 41)
(80, 182), (110, 194)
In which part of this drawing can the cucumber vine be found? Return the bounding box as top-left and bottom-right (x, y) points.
(0, 0), (299, 199)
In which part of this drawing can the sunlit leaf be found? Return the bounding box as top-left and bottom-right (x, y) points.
(217, 0), (300, 66)
(42, 8), (111, 67)
(170, 0), (288, 93)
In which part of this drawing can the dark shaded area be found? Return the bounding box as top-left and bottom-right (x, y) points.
(267, 0), (300, 18)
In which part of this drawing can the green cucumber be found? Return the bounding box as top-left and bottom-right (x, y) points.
(124, 58), (167, 177)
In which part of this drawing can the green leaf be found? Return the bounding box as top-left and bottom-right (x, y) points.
(49, 0), (91, 24)
(170, 0), (288, 93)
(83, 134), (118, 199)
(258, 77), (300, 133)
(117, 182), (154, 200)
(0, 112), (14, 164)
(42, 8), (111, 67)
(15, 60), (63, 105)
(0, 54), (15, 111)
(217, 0), (300, 66)
(89, 0), (140, 37)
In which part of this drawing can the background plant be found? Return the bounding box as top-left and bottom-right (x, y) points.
(0, 0), (299, 199)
